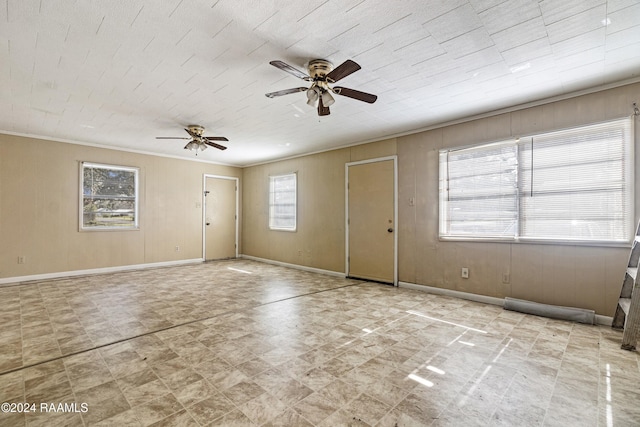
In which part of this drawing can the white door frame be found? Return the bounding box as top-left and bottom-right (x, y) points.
(202, 174), (239, 260)
(345, 155), (398, 286)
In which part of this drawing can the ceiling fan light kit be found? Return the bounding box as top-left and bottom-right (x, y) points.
(321, 90), (335, 107)
(307, 87), (318, 97)
(265, 58), (377, 116)
(306, 87), (319, 106)
(186, 140), (206, 152)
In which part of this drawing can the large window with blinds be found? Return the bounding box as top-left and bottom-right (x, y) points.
(269, 172), (297, 231)
(439, 118), (633, 244)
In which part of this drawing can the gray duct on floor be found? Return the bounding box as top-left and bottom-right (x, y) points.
(504, 297), (595, 325)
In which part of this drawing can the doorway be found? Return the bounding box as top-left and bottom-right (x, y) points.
(345, 156), (397, 285)
(203, 175), (238, 260)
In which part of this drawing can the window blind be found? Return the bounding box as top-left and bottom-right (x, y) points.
(269, 173), (297, 231)
(439, 117), (633, 244)
(518, 119), (633, 242)
(439, 142), (518, 238)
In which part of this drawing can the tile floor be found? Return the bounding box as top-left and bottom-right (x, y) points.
(0, 259), (639, 426)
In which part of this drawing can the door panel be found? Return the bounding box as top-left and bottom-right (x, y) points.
(205, 177), (237, 260)
(348, 159), (395, 283)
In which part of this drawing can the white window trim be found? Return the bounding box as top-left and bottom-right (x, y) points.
(79, 162), (140, 231)
(439, 117), (634, 246)
(269, 172), (297, 232)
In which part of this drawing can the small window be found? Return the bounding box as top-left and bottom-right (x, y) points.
(269, 172), (297, 231)
(80, 162), (139, 230)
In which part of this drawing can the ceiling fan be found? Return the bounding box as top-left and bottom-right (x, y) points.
(156, 125), (228, 154)
(265, 59), (377, 116)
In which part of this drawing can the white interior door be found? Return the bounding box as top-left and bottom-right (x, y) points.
(346, 157), (397, 284)
(204, 176), (238, 260)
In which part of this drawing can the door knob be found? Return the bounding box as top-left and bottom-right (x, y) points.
(387, 228), (393, 233)
(206, 222), (211, 226)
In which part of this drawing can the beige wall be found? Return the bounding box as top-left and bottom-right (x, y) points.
(0, 134), (242, 279)
(3, 83), (638, 316)
(399, 83), (640, 317)
(242, 139), (397, 273)
(243, 83), (640, 316)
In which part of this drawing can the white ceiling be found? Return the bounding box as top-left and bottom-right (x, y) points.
(2, 0), (640, 166)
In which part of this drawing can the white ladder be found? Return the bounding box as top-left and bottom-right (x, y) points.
(612, 220), (640, 350)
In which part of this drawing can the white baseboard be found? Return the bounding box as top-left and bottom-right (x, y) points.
(398, 281), (613, 327)
(239, 254), (345, 278)
(0, 258), (204, 286)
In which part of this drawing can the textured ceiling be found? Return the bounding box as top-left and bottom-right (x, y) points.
(2, 0), (640, 166)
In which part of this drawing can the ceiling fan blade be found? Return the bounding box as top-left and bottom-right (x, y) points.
(156, 137), (190, 140)
(326, 60), (361, 83)
(269, 60), (310, 80)
(205, 136), (229, 142)
(204, 141), (228, 150)
(184, 127), (200, 138)
(318, 96), (330, 116)
(334, 86), (378, 104)
(265, 87), (308, 98)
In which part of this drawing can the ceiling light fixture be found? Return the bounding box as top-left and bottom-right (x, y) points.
(186, 140), (205, 151)
(321, 90), (335, 107)
(306, 86), (319, 106)
(186, 142), (207, 156)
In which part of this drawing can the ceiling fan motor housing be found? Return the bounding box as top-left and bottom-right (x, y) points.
(307, 59), (333, 80)
(187, 125), (205, 136)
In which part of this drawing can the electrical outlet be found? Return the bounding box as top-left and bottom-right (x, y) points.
(502, 273), (510, 284)
(175, 246), (180, 252)
(461, 267), (469, 279)
(17, 256), (26, 264)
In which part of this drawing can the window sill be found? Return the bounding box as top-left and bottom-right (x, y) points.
(438, 236), (632, 248)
